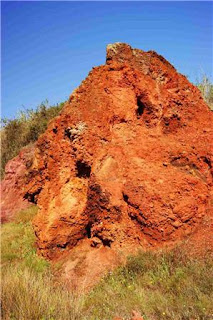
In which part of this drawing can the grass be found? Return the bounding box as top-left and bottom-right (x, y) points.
(86, 250), (213, 320)
(1, 268), (85, 320)
(1, 206), (84, 320)
(1, 206), (49, 273)
(1, 207), (213, 320)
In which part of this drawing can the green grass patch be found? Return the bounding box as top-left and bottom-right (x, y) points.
(86, 250), (213, 320)
(1, 206), (49, 273)
(1, 206), (213, 320)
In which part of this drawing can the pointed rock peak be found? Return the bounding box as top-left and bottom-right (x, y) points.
(106, 42), (135, 63)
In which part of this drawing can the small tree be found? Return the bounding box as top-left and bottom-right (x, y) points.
(197, 75), (213, 108)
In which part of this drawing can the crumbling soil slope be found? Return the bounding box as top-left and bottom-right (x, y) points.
(12, 43), (213, 287)
(0, 145), (35, 222)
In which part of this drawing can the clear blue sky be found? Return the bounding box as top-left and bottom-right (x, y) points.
(1, 1), (212, 118)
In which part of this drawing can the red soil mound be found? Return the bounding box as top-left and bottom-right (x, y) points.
(2, 43), (212, 288)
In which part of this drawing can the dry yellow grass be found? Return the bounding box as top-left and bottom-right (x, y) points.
(1, 206), (213, 320)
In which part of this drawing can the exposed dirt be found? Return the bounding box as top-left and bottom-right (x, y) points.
(2, 43), (212, 289)
(114, 310), (144, 320)
(0, 145), (35, 222)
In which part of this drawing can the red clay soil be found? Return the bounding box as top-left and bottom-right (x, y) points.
(0, 145), (35, 222)
(2, 43), (212, 289)
(114, 310), (144, 320)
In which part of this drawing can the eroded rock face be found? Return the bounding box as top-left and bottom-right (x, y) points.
(0, 145), (35, 222)
(25, 43), (213, 264)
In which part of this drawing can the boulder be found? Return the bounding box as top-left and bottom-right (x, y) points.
(23, 43), (213, 287)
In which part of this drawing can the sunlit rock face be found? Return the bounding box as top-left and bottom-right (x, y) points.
(24, 43), (212, 271)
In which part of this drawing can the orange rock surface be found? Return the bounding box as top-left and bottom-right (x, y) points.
(0, 145), (35, 222)
(16, 43), (213, 286)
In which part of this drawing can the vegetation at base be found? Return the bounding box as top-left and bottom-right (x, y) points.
(1, 206), (49, 273)
(86, 250), (213, 320)
(1, 206), (213, 320)
(0, 100), (65, 178)
(1, 206), (84, 320)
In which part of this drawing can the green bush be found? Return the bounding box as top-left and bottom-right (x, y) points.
(1, 100), (64, 178)
(197, 75), (213, 109)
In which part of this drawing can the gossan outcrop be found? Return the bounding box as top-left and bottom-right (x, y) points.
(24, 43), (212, 287)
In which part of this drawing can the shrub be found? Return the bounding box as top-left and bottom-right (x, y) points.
(1, 100), (64, 178)
(197, 75), (213, 109)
